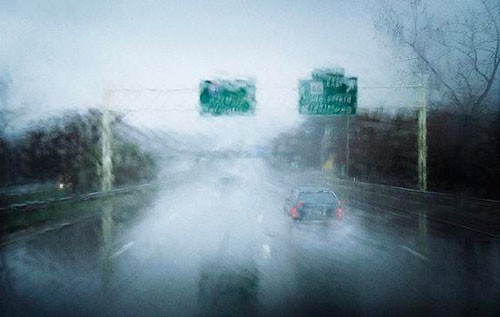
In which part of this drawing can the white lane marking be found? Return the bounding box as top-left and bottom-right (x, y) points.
(262, 244), (271, 259)
(401, 245), (429, 261)
(110, 241), (135, 259)
(262, 181), (284, 192)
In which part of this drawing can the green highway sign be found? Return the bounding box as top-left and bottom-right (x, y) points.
(299, 68), (357, 115)
(199, 79), (256, 116)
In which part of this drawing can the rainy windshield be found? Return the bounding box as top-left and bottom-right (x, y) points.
(1, 1), (499, 316)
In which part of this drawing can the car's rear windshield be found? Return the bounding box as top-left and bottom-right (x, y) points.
(297, 192), (337, 204)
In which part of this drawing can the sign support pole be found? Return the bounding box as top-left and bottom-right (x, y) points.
(346, 116), (350, 179)
(417, 83), (428, 253)
(417, 84), (427, 191)
(101, 90), (114, 192)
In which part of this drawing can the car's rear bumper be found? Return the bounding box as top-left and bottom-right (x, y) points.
(292, 218), (339, 225)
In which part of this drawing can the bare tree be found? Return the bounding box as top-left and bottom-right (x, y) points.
(376, 0), (500, 114)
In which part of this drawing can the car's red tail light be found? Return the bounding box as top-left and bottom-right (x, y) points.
(291, 206), (298, 219)
(336, 207), (344, 220)
(297, 201), (304, 208)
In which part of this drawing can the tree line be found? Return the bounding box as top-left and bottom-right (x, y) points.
(0, 109), (157, 193)
(270, 107), (500, 200)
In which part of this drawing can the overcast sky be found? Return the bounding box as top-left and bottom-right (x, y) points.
(1, 0), (412, 135)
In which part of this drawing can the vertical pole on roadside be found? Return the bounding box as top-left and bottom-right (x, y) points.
(101, 90), (114, 192)
(101, 89), (114, 292)
(417, 83), (428, 252)
(346, 116), (350, 179)
(321, 122), (331, 169)
(417, 84), (427, 191)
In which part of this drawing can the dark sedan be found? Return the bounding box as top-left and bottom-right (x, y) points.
(284, 187), (344, 223)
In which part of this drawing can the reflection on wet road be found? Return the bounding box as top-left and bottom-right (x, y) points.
(1, 158), (499, 316)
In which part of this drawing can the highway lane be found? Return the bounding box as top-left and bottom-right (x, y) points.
(1, 158), (499, 316)
(343, 201), (500, 316)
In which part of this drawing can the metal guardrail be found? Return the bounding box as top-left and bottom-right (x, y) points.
(335, 178), (500, 209)
(327, 177), (500, 237)
(0, 179), (184, 214)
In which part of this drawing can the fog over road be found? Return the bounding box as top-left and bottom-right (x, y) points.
(1, 157), (499, 316)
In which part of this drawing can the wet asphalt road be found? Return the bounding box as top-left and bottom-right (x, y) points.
(1, 158), (499, 316)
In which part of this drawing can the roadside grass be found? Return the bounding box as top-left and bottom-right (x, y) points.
(0, 187), (157, 235)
